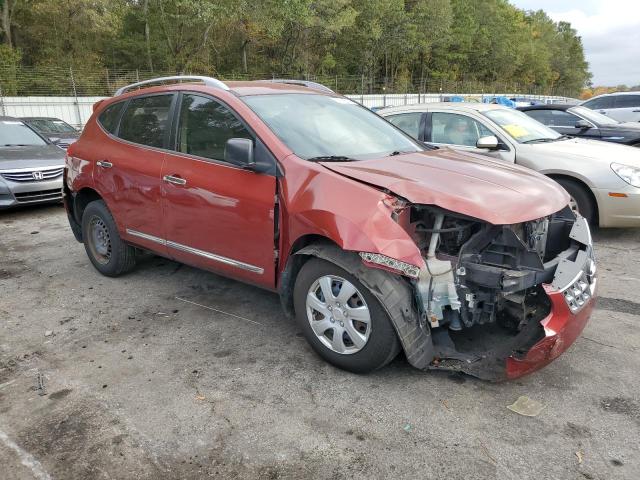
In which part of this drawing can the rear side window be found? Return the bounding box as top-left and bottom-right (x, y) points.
(386, 112), (423, 139)
(526, 109), (579, 127)
(98, 102), (125, 134)
(176, 94), (251, 162)
(615, 95), (640, 108)
(582, 96), (615, 110)
(118, 94), (174, 148)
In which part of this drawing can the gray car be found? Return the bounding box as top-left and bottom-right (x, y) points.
(379, 103), (640, 227)
(0, 117), (66, 209)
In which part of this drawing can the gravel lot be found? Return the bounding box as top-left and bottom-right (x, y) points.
(1, 204), (639, 480)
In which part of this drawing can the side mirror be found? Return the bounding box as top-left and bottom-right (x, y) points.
(224, 138), (254, 167)
(575, 120), (591, 130)
(476, 135), (499, 150)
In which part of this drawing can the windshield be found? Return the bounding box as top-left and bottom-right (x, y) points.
(26, 118), (77, 133)
(570, 106), (619, 126)
(242, 94), (422, 160)
(484, 108), (562, 143)
(0, 120), (47, 146)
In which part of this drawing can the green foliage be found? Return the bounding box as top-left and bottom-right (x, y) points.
(1, 0), (591, 96)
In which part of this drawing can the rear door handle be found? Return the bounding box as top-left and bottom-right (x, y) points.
(96, 161), (113, 168)
(163, 174), (187, 186)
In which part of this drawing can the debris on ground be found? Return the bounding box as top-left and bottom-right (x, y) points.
(507, 396), (545, 417)
(36, 372), (46, 396)
(402, 423), (412, 432)
(44, 330), (53, 337)
(576, 450), (584, 464)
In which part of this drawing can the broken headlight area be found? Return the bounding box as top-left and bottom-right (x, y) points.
(400, 204), (595, 380)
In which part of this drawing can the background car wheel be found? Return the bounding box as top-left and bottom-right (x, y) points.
(81, 200), (136, 277)
(293, 257), (400, 373)
(555, 178), (596, 225)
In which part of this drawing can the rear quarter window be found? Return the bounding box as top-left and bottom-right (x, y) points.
(98, 102), (125, 134)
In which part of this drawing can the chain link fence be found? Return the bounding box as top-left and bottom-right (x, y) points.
(0, 64), (578, 128)
(0, 64), (579, 98)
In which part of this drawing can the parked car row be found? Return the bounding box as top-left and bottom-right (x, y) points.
(60, 76), (597, 381)
(380, 102), (640, 227)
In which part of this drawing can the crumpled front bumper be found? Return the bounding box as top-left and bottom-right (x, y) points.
(505, 214), (597, 379)
(506, 284), (595, 379)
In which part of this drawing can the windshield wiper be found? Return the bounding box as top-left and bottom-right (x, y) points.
(2, 144), (28, 147)
(522, 138), (556, 144)
(523, 135), (573, 145)
(307, 155), (356, 162)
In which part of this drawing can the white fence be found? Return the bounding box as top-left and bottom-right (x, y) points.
(0, 93), (578, 128)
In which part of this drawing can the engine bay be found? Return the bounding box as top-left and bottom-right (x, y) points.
(393, 202), (592, 377)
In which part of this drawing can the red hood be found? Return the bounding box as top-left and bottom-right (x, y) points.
(321, 148), (569, 225)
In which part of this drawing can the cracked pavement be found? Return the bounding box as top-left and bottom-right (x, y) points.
(1, 204), (639, 479)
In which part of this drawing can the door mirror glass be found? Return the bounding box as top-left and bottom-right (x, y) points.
(225, 138), (254, 167)
(476, 135), (499, 149)
(575, 119), (591, 129)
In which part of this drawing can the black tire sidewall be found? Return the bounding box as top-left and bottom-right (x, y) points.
(81, 200), (130, 276)
(556, 178), (595, 225)
(293, 257), (400, 373)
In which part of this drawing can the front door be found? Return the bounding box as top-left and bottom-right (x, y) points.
(426, 111), (516, 162)
(161, 93), (277, 288)
(94, 93), (176, 254)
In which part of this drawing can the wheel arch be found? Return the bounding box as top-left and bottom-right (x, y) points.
(278, 235), (339, 319)
(280, 241), (434, 369)
(66, 186), (104, 242)
(546, 173), (600, 226)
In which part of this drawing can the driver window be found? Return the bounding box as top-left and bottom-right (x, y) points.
(177, 94), (252, 162)
(431, 112), (492, 147)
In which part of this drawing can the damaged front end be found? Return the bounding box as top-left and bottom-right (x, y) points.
(390, 203), (596, 381)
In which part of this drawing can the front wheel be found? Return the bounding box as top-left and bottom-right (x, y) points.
(81, 200), (136, 277)
(293, 257), (400, 373)
(555, 178), (596, 225)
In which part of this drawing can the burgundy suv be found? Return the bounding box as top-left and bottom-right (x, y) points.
(64, 76), (596, 380)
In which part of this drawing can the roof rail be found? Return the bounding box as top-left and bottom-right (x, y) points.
(258, 79), (335, 94)
(114, 75), (229, 96)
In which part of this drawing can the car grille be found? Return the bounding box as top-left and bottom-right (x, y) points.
(0, 167), (64, 183)
(14, 188), (63, 203)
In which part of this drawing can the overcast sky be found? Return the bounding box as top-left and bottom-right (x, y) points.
(511, 0), (640, 86)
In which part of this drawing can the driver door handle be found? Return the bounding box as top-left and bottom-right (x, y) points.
(163, 174), (187, 186)
(96, 160), (113, 169)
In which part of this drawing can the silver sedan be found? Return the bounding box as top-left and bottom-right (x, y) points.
(379, 102), (640, 227)
(0, 117), (66, 209)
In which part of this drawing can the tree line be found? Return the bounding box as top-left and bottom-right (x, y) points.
(0, 0), (591, 96)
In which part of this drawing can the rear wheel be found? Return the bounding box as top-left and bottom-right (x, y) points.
(293, 257), (400, 373)
(554, 178), (596, 225)
(81, 200), (136, 277)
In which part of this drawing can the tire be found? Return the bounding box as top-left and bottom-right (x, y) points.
(555, 178), (596, 225)
(81, 199), (136, 277)
(293, 257), (401, 373)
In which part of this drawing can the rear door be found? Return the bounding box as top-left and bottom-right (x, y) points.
(612, 94), (640, 122)
(425, 110), (516, 162)
(161, 92), (277, 288)
(582, 96), (616, 118)
(384, 112), (426, 141)
(94, 93), (176, 254)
